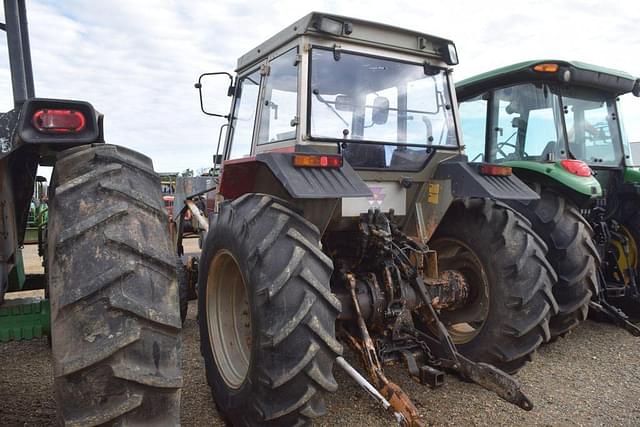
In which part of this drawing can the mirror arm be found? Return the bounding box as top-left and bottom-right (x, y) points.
(213, 123), (229, 175)
(195, 71), (234, 118)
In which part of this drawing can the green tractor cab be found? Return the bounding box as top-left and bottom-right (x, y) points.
(457, 59), (640, 331)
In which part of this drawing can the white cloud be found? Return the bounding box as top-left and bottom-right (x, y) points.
(1, 0), (639, 171)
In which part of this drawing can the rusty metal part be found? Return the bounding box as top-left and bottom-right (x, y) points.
(408, 274), (534, 411)
(185, 199), (209, 232)
(336, 273), (386, 327)
(344, 274), (424, 426)
(335, 356), (405, 425)
(380, 382), (423, 427)
(423, 332), (533, 410)
(347, 273), (383, 382)
(426, 270), (469, 310)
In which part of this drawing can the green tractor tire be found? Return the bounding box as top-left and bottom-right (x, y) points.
(48, 144), (182, 425)
(509, 190), (599, 338)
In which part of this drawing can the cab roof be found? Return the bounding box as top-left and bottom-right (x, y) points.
(457, 59), (640, 100)
(236, 12), (457, 71)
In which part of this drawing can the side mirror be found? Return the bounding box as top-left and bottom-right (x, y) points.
(372, 96), (389, 125)
(335, 95), (354, 111)
(633, 79), (640, 97)
(213, 154), (223, 165)
(195, 72), (235, 118)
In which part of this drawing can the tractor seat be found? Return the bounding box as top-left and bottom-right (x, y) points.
(539, 141), (557, 162)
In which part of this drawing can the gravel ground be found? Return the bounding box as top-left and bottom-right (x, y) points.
(1, 242), (639, 426)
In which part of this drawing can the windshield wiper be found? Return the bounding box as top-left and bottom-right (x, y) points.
(312, 89), (349, 127)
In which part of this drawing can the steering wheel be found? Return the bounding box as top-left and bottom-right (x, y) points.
(496, 140), (529, 159)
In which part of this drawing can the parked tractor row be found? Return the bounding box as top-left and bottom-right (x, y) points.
(1, 4), (638, 426)
(172, 12), (640, 427)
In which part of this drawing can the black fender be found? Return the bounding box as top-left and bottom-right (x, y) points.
(219, 152), (372, 200)
(434, 155), (539, 201)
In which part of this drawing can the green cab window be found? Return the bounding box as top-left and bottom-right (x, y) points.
(490, 83), (563, 163)
(458, 94), (488, 162)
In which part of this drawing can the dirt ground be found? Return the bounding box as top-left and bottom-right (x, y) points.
(1, 241), (639, 426)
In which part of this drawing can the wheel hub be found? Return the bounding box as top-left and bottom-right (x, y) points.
(206, 250), (252, 389)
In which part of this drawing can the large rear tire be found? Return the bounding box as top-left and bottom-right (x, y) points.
(198, 194), (341, 426)
(508, 190), (599, 337)
(430, 198), (558, 373)
(48, 144), (182, 426)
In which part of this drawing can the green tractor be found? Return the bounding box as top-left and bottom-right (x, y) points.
(23, 175), (47, 246)
(456, 60), (640, 333)
(0, 0), (182, 424)
(189, 12), (560, 426)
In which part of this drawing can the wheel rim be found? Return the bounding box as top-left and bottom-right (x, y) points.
(431, 238), (490, 344)
(206, 250), (252, 389)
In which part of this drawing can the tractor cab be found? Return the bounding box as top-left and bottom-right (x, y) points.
(457, 60), (640, 205)
(457, 60), (640, 333)
(197, 12), (538, 238)
(200, 13), (461, 168)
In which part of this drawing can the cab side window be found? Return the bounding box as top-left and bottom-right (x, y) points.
(458, 94), (488, 162)
(228, 70), (261, 160)
(257, 49), (298, 144)
(0, 31), (14, 112)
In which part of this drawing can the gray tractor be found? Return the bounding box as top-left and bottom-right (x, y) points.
(189, 12), (558, 426)
(0, 1), (182, 424)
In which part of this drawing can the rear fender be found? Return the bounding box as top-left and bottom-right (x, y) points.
(218, 153), (372, 233)
(416, 155), (540, 242)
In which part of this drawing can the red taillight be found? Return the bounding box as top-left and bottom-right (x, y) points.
(292, 154), (343, 168)
(560, 159), (592, 177)
(479, 164), (512, 176)
(32, 109), (86, 134)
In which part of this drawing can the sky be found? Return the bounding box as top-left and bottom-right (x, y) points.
(1, 0), (640, 173)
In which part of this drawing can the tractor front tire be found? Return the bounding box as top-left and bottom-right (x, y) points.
(508, 190), (599, 337)
(430, 198), (558, 373)
(198, 194), (341, 426)
(48, 144), (182, 426)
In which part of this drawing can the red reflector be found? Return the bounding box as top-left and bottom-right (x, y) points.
(479, 164), (512, 176)
(560, 159), (592, 177)
(32, 109), (86, 134)
(292, 154), (343, 168)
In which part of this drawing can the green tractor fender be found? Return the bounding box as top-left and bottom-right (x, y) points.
(503, 160), (602, 204)
(624, 167), (640, 184)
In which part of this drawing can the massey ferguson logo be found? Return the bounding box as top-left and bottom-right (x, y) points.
(368, 186), (386, 208)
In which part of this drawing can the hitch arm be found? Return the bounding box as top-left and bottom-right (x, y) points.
(409, 276), (534, 411)
(589, 300), (640, 337)
(344, 274), (424, 427)
(592, 268), (640, 337)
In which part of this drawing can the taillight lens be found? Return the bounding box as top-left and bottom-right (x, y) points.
(479, 164), (512, 176)
(560, 159), (592, 177)
(32, 109), (86, 134)
(292, 154), (343, 168)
